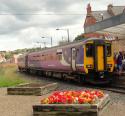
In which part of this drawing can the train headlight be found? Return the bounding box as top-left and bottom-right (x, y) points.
(86, 65), (93, 68)
(107, 64), (112, 67)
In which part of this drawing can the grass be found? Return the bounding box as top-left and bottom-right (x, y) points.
(0, 63), (28, 87)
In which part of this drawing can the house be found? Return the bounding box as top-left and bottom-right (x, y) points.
(12, 54), (22, 64)
(84, 4), (125, 27)
(84, 4), (125, 52)
(0, 53), (6, 63)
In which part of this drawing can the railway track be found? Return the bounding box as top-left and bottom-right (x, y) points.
(83, 84), (125, 94)
(102, 85), (125, 94)
(20, 71), (125, 94)
(65, 75), (125, 94)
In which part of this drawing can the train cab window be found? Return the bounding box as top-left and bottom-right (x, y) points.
(86, 44), (93, 57)
(107, 44), (111, 57)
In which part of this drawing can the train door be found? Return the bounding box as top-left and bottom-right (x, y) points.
(84, 40), (106, 73)
(71, 48), (76, 71)
(96, 46), (104, 71)
(25, 55), (28, 68)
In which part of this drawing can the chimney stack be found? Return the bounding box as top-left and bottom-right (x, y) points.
(87, 3), (92, 15)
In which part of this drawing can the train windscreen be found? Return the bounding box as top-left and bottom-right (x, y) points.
(86, 44), (93, 57)
(107, 43), (111, 57)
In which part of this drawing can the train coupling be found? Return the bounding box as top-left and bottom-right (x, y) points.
(99, 72), (104, 78)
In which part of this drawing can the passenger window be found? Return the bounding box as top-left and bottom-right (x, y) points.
(107, 44), (111, 57)
(86, 44), (93, 57)
(57, 52), (62, 60)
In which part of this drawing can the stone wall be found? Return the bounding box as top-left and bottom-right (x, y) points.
(112, 39), (125, 53)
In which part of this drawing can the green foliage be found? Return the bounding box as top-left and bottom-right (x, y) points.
(13, 47), (41, 54)
(4, 52), (13, 59)
(1, 47), (42, 60)
(58, 40), (68, 45)
(0, 64), (27, 87)
(74, 34), (86, 41)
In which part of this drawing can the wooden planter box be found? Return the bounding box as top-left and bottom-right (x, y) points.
(7, 83), (58, 96)
(33, 94), (110, 116)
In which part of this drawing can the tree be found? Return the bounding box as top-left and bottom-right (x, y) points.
(58, 40), (68, 45)
(74, 34), (85, 41)
(5, 52), (13, 59)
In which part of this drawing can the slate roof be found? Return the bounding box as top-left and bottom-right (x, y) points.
(92, 10), (111, 22)
(92, 6), (125, 22)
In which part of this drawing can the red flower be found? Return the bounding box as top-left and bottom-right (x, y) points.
(78, 97), (85, 104)
(40, 90), (104, 104)
(66, 96), (73, 104)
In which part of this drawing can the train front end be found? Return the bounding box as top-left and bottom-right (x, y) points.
(83, 39), (114, 84)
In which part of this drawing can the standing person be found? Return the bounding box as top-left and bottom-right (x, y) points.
(117, 52), (123, 75)
(114, 53), (118, 71)
(122, 52), (125, 71)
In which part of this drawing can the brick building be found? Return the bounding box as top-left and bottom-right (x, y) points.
(84, 4), (125, 27)
(84, 4), (125, 52)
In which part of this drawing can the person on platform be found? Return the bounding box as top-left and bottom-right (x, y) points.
(117, 52), (123, 75)
(114, 53), (117, 71)
(122, 52), (125, 71)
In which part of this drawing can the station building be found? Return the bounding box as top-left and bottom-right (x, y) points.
(83, 4), (125, 53)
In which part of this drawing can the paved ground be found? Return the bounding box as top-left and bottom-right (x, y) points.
(0, 88), (41, 116)
(100, 91), (125, 116)
(1, 73), (125, 116)
(0, 88), (125, 116)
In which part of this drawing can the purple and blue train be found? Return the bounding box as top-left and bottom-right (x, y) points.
(17, 38), (114, 84)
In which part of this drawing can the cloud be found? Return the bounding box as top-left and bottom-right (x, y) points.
(0, 0), (124, 50)
(0, 0), (84, 36)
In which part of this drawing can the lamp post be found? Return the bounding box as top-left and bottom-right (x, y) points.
(36, 42), (41, 49)
(41, 36), (53, 47)
(56, 28), (70, 42)
(100, 13), (103, 21)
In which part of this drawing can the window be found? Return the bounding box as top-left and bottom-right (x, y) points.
(107, 43), (111, 57)
(72, 49), (76, 60)
(86, 44), (93, 57)
(57, 52), (62, 60)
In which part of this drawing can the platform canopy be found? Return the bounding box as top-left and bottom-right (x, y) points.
(84, 13), (125, 40)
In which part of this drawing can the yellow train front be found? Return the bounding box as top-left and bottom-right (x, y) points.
(83, 39), (114, 84)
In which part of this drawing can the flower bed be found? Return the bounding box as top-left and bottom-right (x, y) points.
(33, 90), (110, 116)
(41, 90), (104, 104)
(7, 83), (58, 96)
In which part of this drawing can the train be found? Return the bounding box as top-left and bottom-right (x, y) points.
(17, 38), (114, 84)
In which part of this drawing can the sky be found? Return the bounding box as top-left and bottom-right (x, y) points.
(0, 0), (124, 51)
